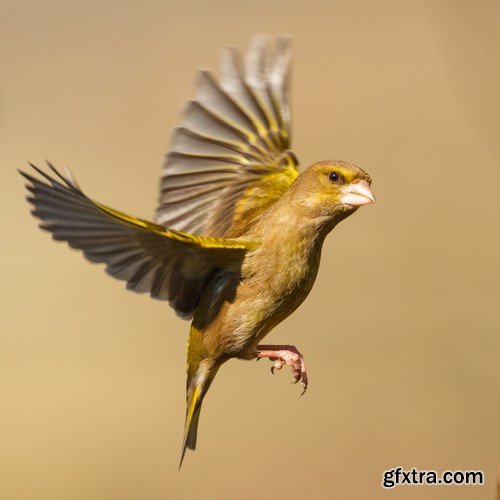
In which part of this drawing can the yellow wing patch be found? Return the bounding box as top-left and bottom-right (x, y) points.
(94, 201), (258, 251)
(230, 153), (298, 235)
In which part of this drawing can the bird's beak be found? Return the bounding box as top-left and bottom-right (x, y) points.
(341, 179), (376, 206)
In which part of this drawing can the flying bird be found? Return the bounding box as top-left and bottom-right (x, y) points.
(20, 35), (375, 467)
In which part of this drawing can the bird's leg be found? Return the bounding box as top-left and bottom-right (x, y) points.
(256, 345), (308, 394)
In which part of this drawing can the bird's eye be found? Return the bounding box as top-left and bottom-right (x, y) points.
(328, 171), (342, 183)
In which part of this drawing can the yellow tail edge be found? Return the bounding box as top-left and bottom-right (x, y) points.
(179, 385), (202, 469)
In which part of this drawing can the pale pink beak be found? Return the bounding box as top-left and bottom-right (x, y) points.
(341, 179), (376, 207)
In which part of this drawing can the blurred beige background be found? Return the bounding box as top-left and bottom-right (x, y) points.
(1, 1), (499, 499)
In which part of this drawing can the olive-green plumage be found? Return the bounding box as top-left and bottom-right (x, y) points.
(21, 35), (375, 468)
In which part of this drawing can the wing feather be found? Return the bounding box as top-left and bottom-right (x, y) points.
(21, 164), (256, 319)
(156, 34), (299, 238)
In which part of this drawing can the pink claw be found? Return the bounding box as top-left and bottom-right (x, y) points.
(256, 345), (308, 394)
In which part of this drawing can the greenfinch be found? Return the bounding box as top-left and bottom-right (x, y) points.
(21, 35), (375, 467)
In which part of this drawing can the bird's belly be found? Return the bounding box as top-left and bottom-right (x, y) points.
(226, 260), (320, 358)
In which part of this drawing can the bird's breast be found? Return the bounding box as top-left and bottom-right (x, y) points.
(236, 235), (323, 337)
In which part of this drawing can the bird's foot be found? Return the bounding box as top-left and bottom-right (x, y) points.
(256, 345), (308, 395)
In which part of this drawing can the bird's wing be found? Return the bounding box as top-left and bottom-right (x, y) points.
(21, 164), (257, 319)
(155, 34), (299, 238)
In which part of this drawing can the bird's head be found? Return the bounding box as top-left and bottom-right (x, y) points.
(290, 160), (375, 224)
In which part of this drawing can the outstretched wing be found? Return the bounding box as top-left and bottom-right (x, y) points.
(21, 164), (257, 319)
(155, 34), (299, 238)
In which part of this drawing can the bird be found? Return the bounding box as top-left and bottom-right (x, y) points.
(20, 34), (375, 467)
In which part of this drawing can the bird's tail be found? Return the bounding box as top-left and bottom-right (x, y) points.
(179, 358), (219, 469)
